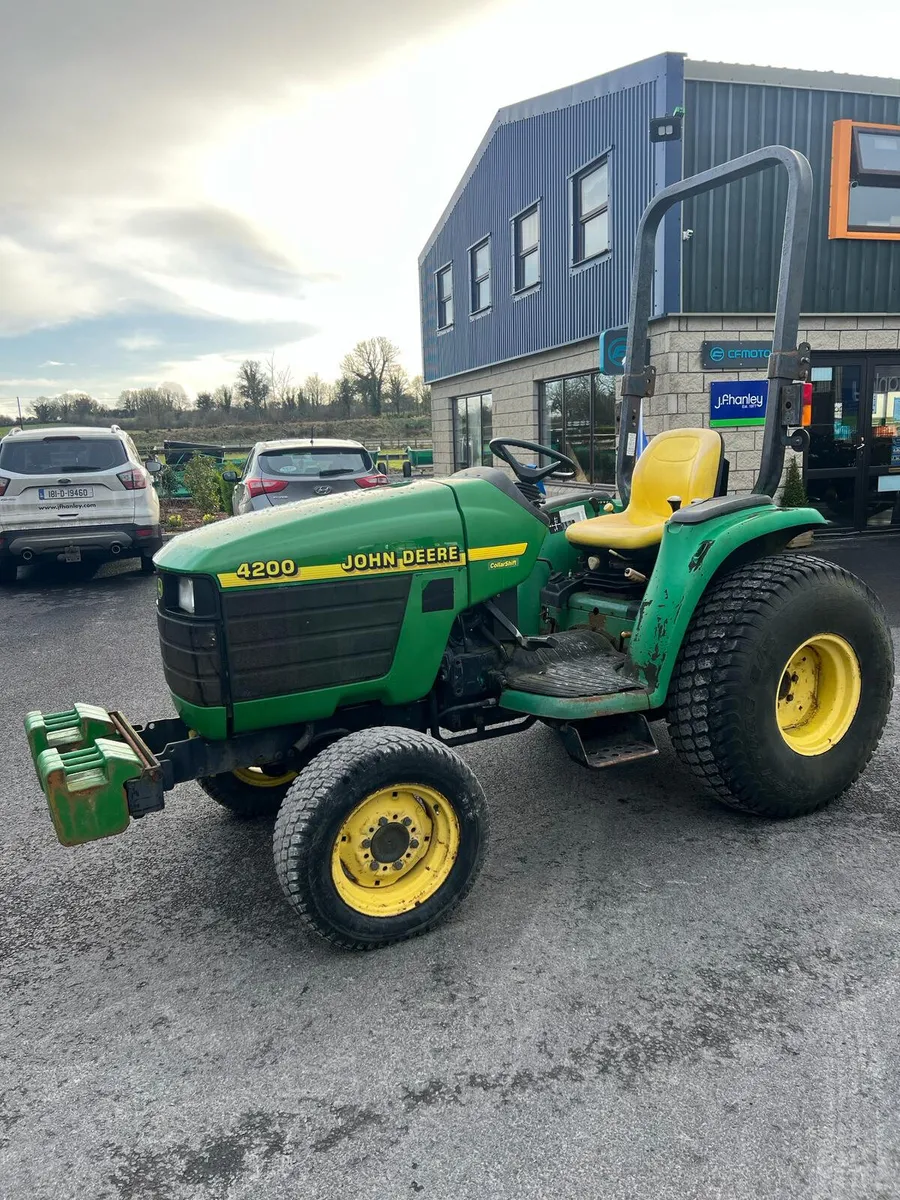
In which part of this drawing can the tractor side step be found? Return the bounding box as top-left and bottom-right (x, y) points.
(557, 713), (659, 770)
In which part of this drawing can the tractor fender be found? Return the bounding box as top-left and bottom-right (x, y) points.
(628, 504), (827, 705)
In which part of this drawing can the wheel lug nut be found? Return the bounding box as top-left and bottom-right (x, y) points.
(791, 673), (799, 683)
(402, 816), (412, 827)
(409, 838), (419, 849)
(787, 693), (794, 702)
(369, 861), (379, 871)
(378, 816), (388, 826)
(392, 860), (404, 870)
(361, 838), (371, 849)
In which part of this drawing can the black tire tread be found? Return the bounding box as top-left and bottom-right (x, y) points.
(668, 552), (892, 816)
(273, 727), (489, 950)
(198, 771), (289, 818)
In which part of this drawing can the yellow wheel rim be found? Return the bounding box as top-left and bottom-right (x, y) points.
(775, 634), (861, 756)
(331, 785), (460, 918)
(232, 766), (297, 789)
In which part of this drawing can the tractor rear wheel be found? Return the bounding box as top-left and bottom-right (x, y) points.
(668, 553), (893, 818)
(198, 766), (297, 818)
(273, 727), (488, 949)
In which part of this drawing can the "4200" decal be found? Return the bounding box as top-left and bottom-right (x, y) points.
(235, 559), (298, 580)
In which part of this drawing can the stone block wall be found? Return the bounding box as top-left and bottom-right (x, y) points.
(430, 314), (900, 494)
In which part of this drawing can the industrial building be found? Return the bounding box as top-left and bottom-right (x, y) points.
(418, 53), (900, 533)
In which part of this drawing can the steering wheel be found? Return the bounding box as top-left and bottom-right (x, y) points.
(489, 438), (578, 485)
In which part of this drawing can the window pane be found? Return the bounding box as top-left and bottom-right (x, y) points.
(473, 241), (490, 279)
(848, 185), (900, 229)
(439, 295), (454, 327)
(438, 267), (451, 299)
(856, 131), (900, 173)
(480, 394), (493, 465)
(454, 397), (468, 468)
(475, 276), (491, 311)
(518, 208), (539, 252)
(563, 375), (591, 483)
(580, 161), (608, 216)
(520, 248), (540, 289)
(543, 380), (563, 455)
(582, 210), (609, 259)
(467, 395), (482, 471)
(591, 374), (617, 483)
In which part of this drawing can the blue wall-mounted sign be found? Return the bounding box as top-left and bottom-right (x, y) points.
(599, 326), (628, 375)
(701, 340), (772, 370)
(599, 326), (651, 376)
(710, 380), (769, 427)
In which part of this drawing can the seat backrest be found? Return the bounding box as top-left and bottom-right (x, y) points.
(628, 428), (723, 522)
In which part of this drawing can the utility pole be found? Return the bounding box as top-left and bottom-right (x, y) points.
(16, 396), (23, 423)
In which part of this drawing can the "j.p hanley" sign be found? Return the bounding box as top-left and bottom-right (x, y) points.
(709, 380), (769, 427)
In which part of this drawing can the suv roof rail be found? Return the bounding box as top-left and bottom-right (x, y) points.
(110, 424), (122, 433)
(7, 426), (23, 436)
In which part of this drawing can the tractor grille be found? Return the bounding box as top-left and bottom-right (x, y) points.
(220, 576), (411, 702)
(157, 573), (411, 708)
(157, 609), (224, 707)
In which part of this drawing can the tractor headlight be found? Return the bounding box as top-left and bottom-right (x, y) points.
(178, 577), (196, 615)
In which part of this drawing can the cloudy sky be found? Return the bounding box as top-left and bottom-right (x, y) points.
(1, 0), (897, 412)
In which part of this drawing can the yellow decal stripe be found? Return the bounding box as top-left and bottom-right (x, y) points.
(217, 555), (468, 589)
(468, 542), (528, 561)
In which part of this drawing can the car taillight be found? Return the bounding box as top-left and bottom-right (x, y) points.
(800, 381), (813, 427)
(0, 477), (8, 497)
(355, 474), (390, 488)
(117, 468), (148, 490)
(246, 478), (289, 498)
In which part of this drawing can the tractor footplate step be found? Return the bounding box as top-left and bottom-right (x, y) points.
(502, 628), (639, 698)
(558, 713), (659, 769)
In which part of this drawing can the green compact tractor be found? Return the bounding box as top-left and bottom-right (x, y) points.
(25, 148), (893, 949)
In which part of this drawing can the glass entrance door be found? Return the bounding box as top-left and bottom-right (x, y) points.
(805, 360), (863, 528)
(805, 356), (900, 531)
(862, 362), (900, 529)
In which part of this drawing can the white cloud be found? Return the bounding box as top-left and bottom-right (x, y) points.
(39, 360), (70, 367)
(117, 334), (162, 352)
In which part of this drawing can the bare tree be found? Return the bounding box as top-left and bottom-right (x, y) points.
(214, 384), (233, 412)
(236, 360), (270, 411)
(266, 351), (294, 406)
(385, 367), (410, 415)
(340, 337), (400, 417)
(410, 375), (431, 415)
(303, 374), (331, 410)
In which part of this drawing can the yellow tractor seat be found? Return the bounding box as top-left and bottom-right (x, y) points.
(566, 428), (724, 552)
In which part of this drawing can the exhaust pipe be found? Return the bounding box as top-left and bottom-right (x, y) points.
(110, 543), (121, 555)
(21, 549), (33, 562)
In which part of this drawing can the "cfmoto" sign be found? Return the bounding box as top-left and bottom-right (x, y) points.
(701, 340), (772, 370)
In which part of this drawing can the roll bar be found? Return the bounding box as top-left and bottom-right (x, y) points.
(616, 145), (814, 503)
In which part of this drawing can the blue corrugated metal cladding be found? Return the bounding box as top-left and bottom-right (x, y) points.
(419, 55), (681, 384)
(683, 78), (900, 313)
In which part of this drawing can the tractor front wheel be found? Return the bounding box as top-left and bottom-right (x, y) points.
(273, 727), (488, 949)
(198, 766), (298, 818)
(668, 553), (893, 818)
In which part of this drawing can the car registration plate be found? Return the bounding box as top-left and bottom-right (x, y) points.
(63, 546), (82, 563)
(38, 486), (94, 501)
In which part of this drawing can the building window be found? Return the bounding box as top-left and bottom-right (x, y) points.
(513, 204), (540, 292)
(436, 264), (454, 328)
(453, 393), (493, 469)
(470, 238), (491, 313)
(574, 157), (609, 262)
(829, 120), (900, 241)
(540, 372), (616, 484)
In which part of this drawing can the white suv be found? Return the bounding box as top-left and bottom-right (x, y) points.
(0, 425), (162, 585)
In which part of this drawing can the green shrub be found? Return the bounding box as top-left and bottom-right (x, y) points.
(166, 513), (184, 528)
(781, 455), (808, 507)
(201, 512), (219, 525)
(182, 454), (223, 514)
(218, 473), (237, 514)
